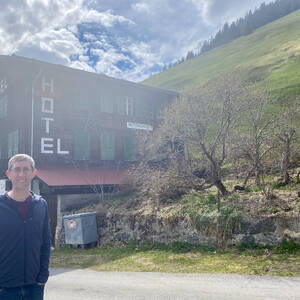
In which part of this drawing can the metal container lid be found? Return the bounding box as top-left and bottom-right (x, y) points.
(63, 212), (97, 219)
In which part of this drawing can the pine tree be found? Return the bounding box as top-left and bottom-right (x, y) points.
(199, 0), (300, 56)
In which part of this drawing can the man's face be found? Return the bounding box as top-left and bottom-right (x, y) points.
(6, 160), (37, 191)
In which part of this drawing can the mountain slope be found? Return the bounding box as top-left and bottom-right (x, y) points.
(144, 10), (300, 100)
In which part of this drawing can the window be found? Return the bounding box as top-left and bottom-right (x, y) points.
(118, 97), (135, 116)
(100, 97), (114, 113)
(74, 90), (88, 110)
(0, 95), (8, 118)
(126, 97), (134, 116)
(153, 102), (163, 119)
(117, 98), (126, 115)
(0, 78), (8, 94)
(100, 131), (115, 160)
(8, 130), (18, 158)
(123, 134), (136, 161)
(73, 130), (90, 160)
(135, 99), (147, 118)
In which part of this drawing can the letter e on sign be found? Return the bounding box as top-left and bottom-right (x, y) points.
(41, 138), (54, 154)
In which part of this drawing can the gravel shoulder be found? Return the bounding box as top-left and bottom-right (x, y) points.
(45, 268), (300, 300)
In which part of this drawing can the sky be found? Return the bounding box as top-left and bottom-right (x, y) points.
(0, 0), (273, 82)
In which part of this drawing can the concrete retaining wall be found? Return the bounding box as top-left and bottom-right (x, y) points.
(56, 207), (300, 247)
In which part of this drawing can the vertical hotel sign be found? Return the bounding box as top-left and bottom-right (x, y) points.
(40, 77), (69, 155)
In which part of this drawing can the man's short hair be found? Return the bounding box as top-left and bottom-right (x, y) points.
(8, 154), (35, 171)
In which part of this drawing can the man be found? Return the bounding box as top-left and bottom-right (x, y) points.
(0, 154), (51, 300)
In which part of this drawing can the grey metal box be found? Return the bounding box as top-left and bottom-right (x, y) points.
(63, 212), (98, 245)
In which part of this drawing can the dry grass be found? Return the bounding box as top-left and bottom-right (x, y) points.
(50, 245), (300, 276)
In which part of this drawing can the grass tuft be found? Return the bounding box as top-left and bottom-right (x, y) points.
(51, 240), (300, 276)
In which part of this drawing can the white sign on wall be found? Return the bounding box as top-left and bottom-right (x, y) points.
(0, 180), (6, 194)
(127, 122), (153, 131)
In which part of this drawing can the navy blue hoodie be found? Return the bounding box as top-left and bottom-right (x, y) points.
(0, 193), (51, 287)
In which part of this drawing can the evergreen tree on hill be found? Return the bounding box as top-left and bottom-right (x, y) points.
(199, 0), (300, 56)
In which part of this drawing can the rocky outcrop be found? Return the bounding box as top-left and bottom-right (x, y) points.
(56, 201), (300, 248)
(96, 211), (215, 246)
(230, 216), (300, 246)
(95, 211), (300, 247)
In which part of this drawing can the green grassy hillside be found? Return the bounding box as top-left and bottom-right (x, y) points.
(144, 10), (300, 100)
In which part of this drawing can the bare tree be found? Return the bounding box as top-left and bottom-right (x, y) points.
(140, 70), (249, 205)
(273, 98), (300, 185)
(230, 84), (277, 189)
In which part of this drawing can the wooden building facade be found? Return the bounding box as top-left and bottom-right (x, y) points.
(0, 55), (177, 189)
(0, 55), (177, 246)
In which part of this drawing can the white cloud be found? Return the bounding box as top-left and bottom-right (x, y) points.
(0, 0), (83, 53)
(83, 33), (97, 41)
(131, 3), (150, 14)
(0, 0), (273, 82)
(192, 0), (275, 27)
(22, 27), (84, 63)
(69, 59), (95, 72)
(189, 0), (213, 25)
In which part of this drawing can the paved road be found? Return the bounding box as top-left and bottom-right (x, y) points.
(45, 268), (300, 300)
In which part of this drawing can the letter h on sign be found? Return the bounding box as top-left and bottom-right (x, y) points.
(42, 77), (54, 93)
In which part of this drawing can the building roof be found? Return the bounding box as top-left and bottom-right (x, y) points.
(36, 165), (128, 187)
(0, 55), (179, 97)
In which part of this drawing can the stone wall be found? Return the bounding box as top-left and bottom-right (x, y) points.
(56, 208), (300, 248)
(95, 212), (300, 247)
(230, 216), (300, 246)
(96, 212), (215, 246)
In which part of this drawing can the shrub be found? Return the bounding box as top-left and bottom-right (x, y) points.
(277, 239), (300, 253)
(181, 191), (242, 249)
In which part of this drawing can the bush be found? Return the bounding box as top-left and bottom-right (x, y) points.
(252, 186), (261, 192)
(244, 186), (252, 193)
(181, 191), (242, 249)
(207, 193), (217, 204)
(277, 239), (300, 253)
(131, 164), (205, 204)
(237, 243), (272, 251)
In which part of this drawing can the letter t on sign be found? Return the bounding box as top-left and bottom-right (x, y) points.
(42, 117), (54, 134)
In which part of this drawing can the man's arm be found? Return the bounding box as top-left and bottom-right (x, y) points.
(36, 200), (51, 284)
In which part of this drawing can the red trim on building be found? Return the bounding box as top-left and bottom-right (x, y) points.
(36, 165), (128, 186)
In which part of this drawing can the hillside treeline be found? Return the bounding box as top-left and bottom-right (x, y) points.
(165, 0), (300, 70)
(131, 70), (300, 207)
(201, 0), (300, 55)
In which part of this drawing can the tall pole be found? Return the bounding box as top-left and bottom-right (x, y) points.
(31, 70), (42, 157)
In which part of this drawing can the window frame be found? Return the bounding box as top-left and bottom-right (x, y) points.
(73, 129), (90, 160)
(100, 130), (115, 161)
(0, 95), (8, 119)
(8, 130), (18, 158)
(123, 134), (136, 161)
